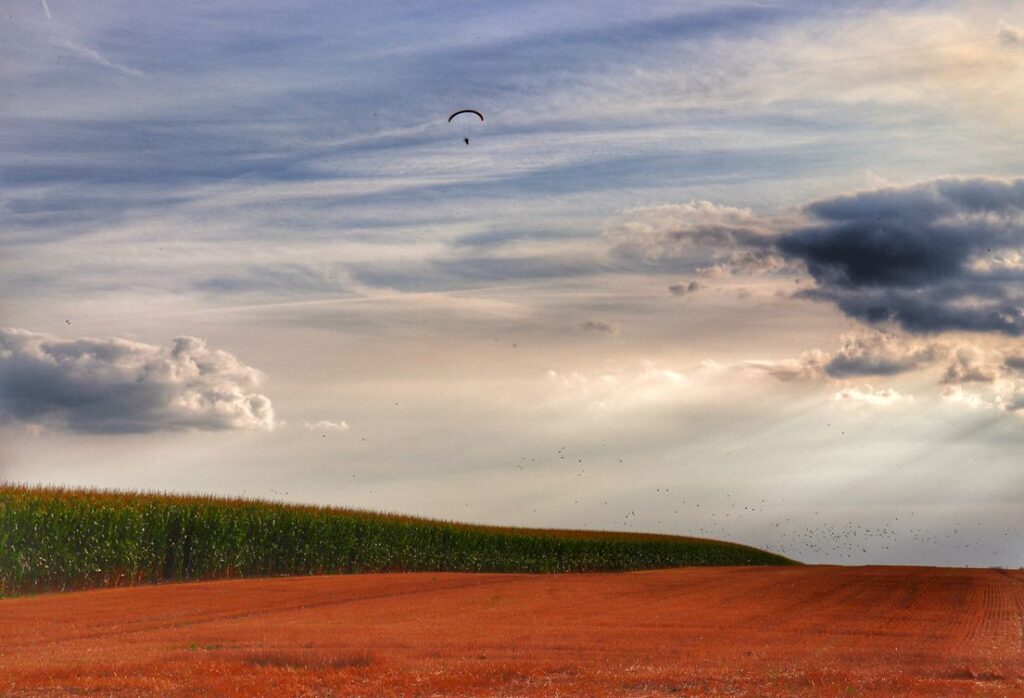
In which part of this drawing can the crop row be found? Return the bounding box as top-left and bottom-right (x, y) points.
(0, 485), (795, 595)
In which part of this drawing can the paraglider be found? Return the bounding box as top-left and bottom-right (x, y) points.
(448, 109), (484, 122)
(448, 109), (483, 144)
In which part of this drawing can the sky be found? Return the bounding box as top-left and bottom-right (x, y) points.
(3, 0), (1024, 567)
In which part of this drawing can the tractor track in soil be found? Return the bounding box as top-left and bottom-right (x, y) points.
(1, 565), (1022, 696)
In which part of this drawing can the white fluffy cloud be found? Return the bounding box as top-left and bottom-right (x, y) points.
(940, 378), (1024, 415)
(833, 385), (912, 407)
(741, 330), (1024, 419)
(0, 328), (276, 434)
(304, 420), (349, 431)
(545, 363), (688, 408)
(938, 350), (1024, 414)
(997, 381), (1024, 414)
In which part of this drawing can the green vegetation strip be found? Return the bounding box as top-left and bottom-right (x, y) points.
(0, 484), (796, 596)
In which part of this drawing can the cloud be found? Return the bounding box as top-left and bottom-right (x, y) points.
(998, 20), (1024, 45)
(579, 319), (618, 334)
(60, 37), (144, 76)
(304, 420), (349, 431)
(544, 363), (687, 408)
(610, 179), (1024, 340)
(350, 254), (606, 292)
(824, 331), (945, 378)
(740, 328), (1024, 419)
(668, 280), (703, 296)
(997, 382), (1024, 414)
(0, 328), (275, 434)
(193, 264), (349, 296)
(941, 346), (1002, 384)
(453, 228), (583, 250)
(940, 376), (1024, 415)
(940, 385), (991, 410)
(934, 344), (1024, 413)
(742, 330), (950, 385)
(776, 178), (1024, 335)
(608, 201), (790, 275)
(742, 349), (828, 382)
(1004, 354), (1024, 372)
(833, 385), (912, 407)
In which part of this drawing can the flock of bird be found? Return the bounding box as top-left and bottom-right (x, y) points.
(288, 435), (1021, 566)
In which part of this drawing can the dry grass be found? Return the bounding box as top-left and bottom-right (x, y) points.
(233, 649), (376, 670)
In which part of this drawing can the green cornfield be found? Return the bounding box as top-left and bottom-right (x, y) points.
(0, 483), (796, 596)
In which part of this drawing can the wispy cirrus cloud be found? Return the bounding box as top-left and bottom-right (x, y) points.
(742, 350), (828, 382)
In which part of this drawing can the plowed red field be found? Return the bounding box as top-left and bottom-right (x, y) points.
(2, 566), (1022, 696)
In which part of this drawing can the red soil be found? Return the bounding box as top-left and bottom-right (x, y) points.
(1, 566), (1022, 696)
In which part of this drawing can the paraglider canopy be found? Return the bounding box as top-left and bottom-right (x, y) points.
(448, 109), (484, 123)
(449, 109), (484, 145)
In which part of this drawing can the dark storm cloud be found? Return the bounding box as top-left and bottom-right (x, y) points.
(805, 287), (1024, 336)
(776, 178), (1024, 335)
(0, 329), (275, 434)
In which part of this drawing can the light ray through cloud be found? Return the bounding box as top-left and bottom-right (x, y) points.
(3, 0), (1024, 567)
